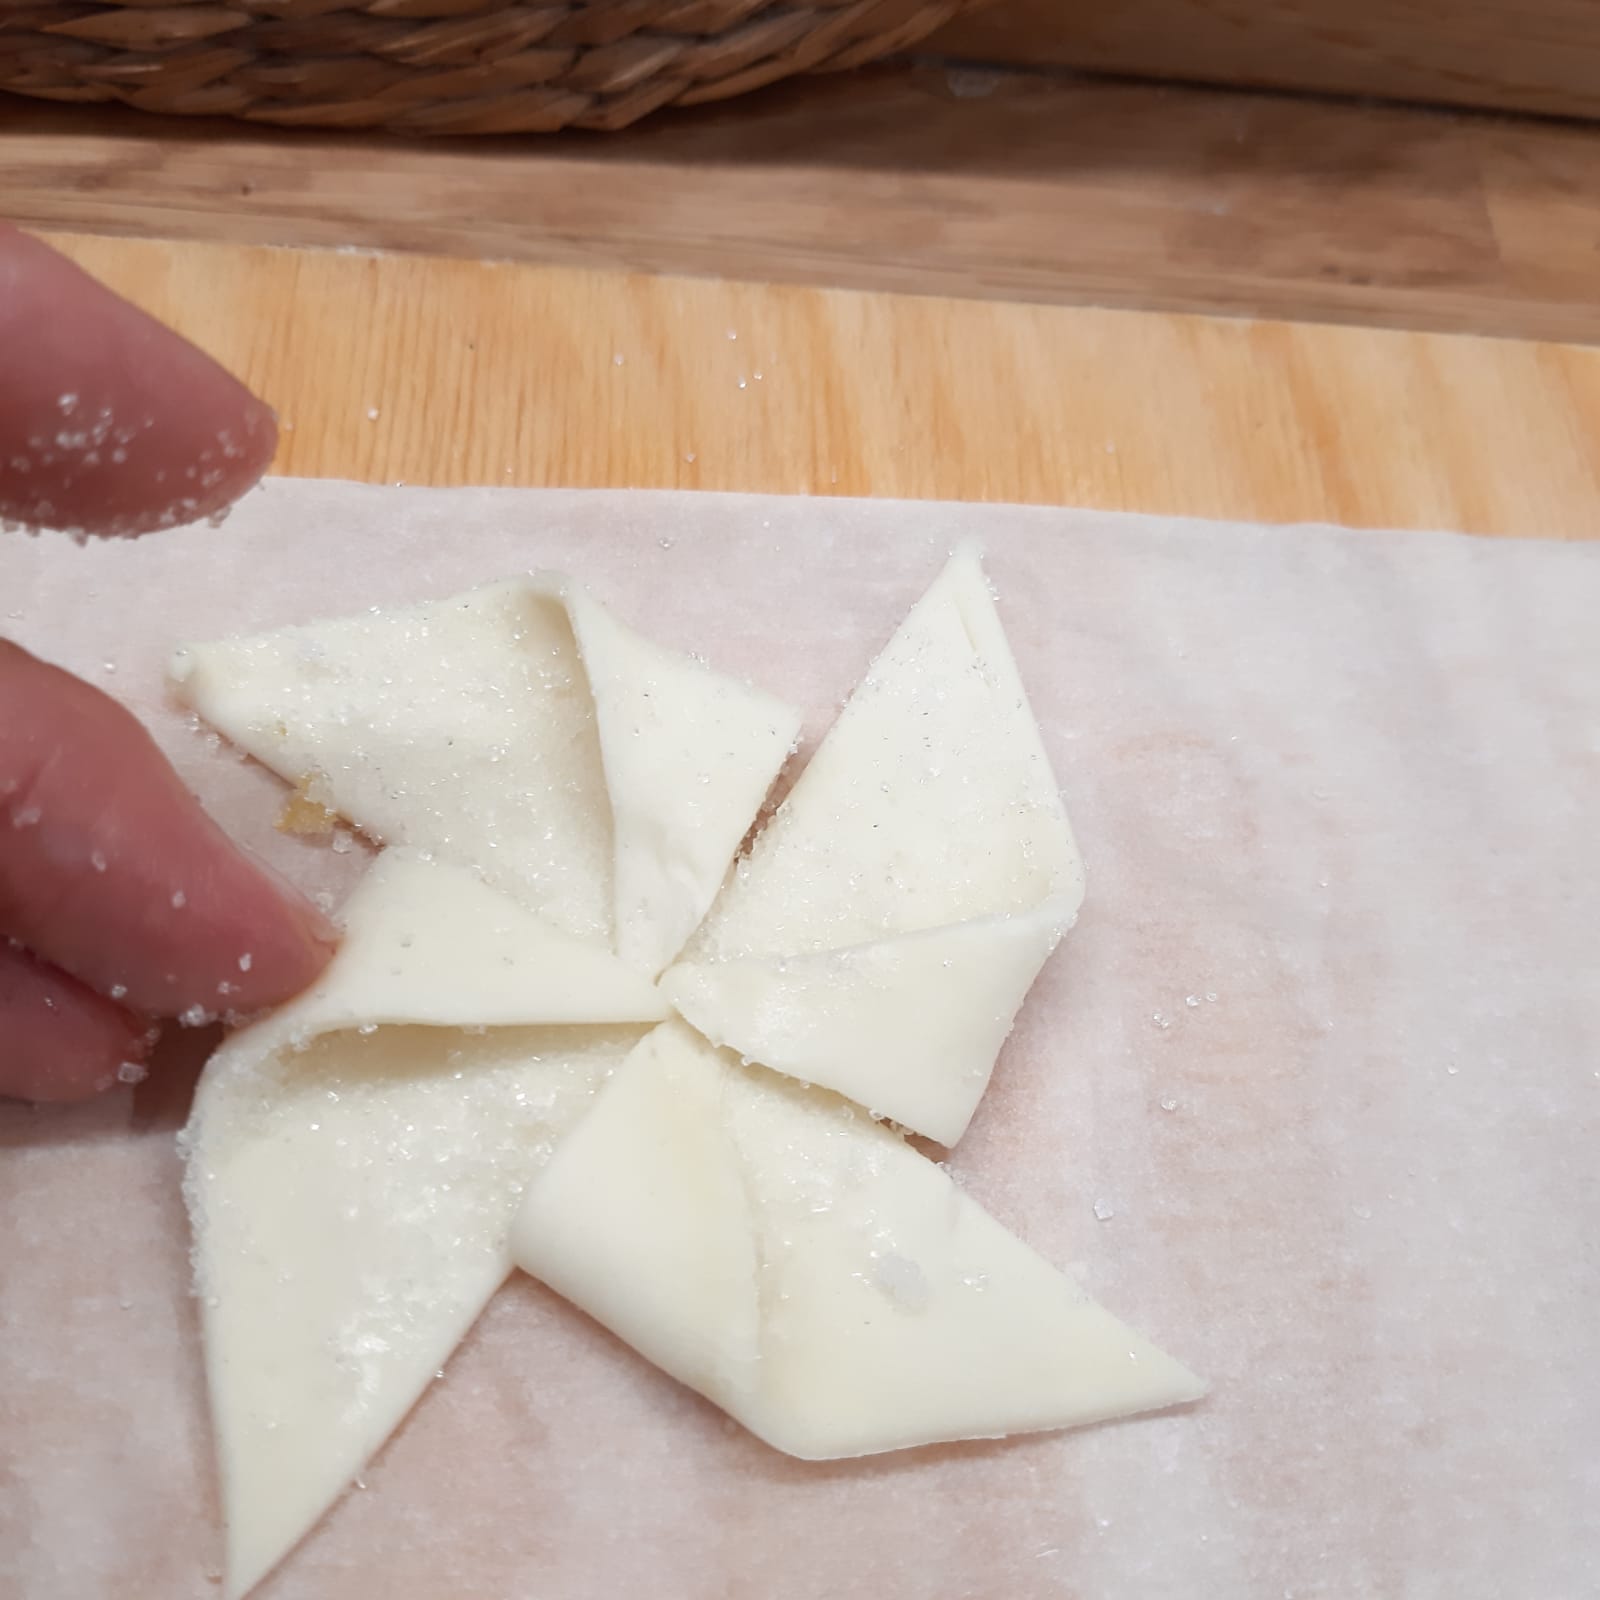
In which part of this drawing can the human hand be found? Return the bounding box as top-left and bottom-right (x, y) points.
(1, 226), (338, 1103)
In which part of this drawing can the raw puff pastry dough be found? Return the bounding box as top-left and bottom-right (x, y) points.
(513, 1019), (1202, 1460)
(174, 551), (1200, 1599)
(172, 574), (801, 971)
(666, 547), (1086, 1144)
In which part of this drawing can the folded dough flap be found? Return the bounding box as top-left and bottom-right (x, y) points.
(660, 895), (1078, 1146)
(286, 850), (668, 1035)
(172, 576), (798, 969)
(511, 1022), (1202, 1463)
(189, 1001), (649, 1600)
(564, 589), (800, 976)
(510, 1022), (763, 1396)
(691, 543), (1085, 963)
(170, 578), (617, 945)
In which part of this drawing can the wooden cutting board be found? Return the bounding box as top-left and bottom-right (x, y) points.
(41, 229), (1600, 542)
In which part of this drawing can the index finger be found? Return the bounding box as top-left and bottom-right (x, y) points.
(0, 225), (277, 538)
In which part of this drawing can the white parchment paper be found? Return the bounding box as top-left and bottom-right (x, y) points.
(1, 481), (1596, 1599)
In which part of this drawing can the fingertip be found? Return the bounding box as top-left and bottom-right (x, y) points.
(150, 819), (340, 1018)
(0, 225), (277, 538)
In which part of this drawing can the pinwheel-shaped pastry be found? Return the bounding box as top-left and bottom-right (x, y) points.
(174, 549), (1202, 1600)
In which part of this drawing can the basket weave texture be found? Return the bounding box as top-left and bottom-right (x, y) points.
(0, 0), (983, 133)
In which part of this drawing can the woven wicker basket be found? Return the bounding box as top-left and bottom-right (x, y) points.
(0, 0), (987, 134)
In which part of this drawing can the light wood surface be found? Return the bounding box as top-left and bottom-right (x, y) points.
(932, 0), (1600, 121)
(7, 65), (1600, 345)
(41, 230), (1600, 541)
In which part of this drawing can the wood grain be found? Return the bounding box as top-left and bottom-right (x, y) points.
(5, 68), (1600, 344)
(931, 0), (1600, 122)
(38, 229), (1600, 540)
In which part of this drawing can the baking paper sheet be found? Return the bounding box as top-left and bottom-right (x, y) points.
(2, 481), (1596, 1599)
